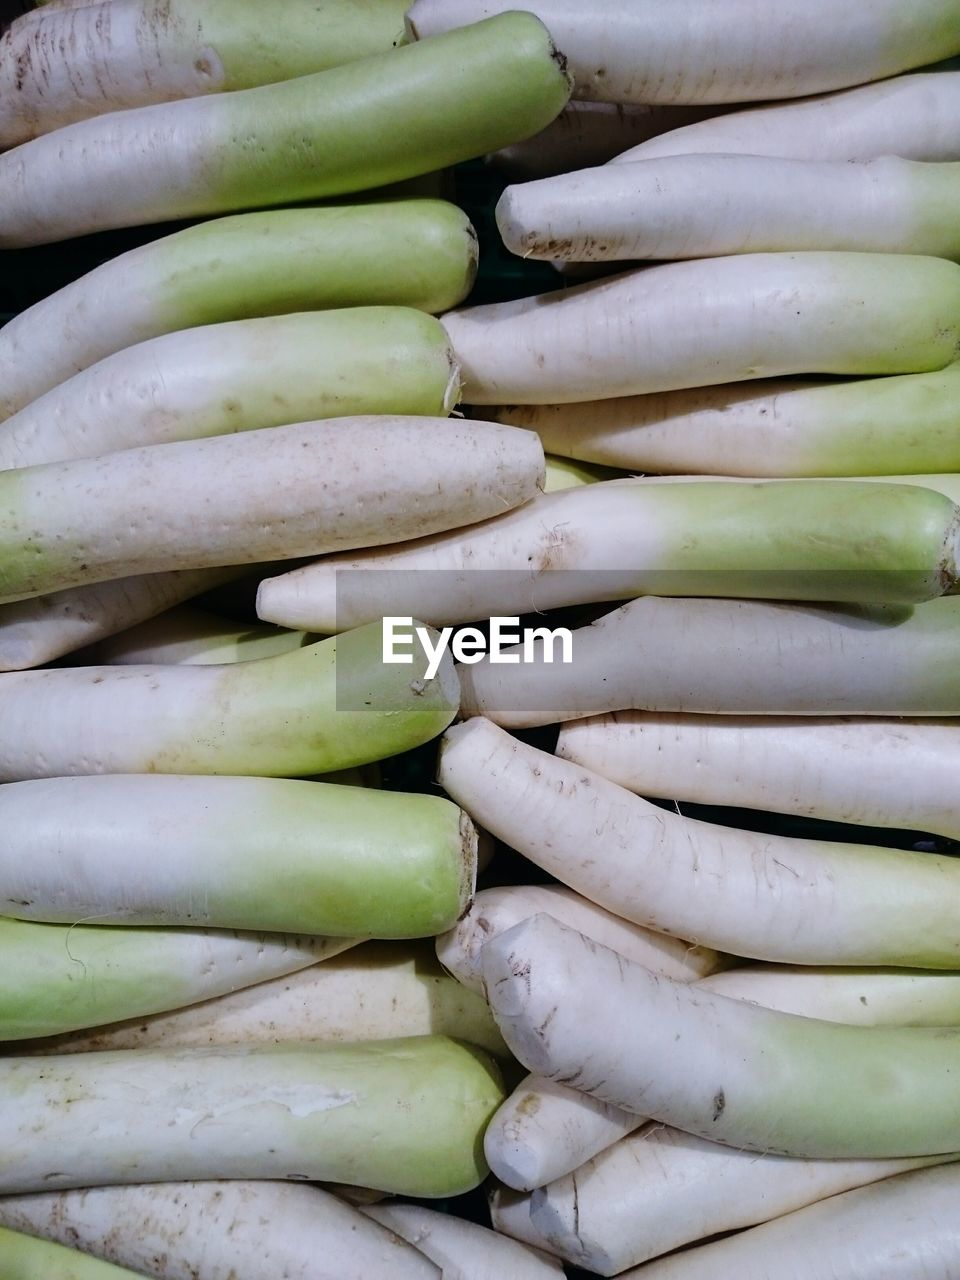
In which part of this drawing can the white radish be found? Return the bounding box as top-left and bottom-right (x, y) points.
(0, 916), (356, 1043)
(489, 1185), (564, 1257)
(0, 567), (239, 672)
(0, 14), (571, 247)
(542, 454), (620, 490)
(617, 71), (960, 163)
(0, 1036), (505, 1196)
(439, 719), (960, 968)
(406, 0), (960, 104)
(529, 1124), (957, 1276)
(0, 1226), (146, 1279)
(558, 712), (960, 838)
(498, 156), (960, 263)
(0, 774), (475, 938)
(361, 1202), (563, 1279)
(0, 309), (459, 470)
(17, 941), (507, 1060)
(0, 1182), (439, 1280)
(442, 252), (960, 405)
(0, 0), (410, 147)
(257, 480), (960, 632)
(491, 364), (960, 477)
(0, 202), (479, 421)
(82, 605), (309, 666)
(0, 621), (460, 780)
(436, 884), (721, 997)
(0, 416), (544, 604)
(482, 913), (960, 1158)
(623, 1163), (960, 1279)
(459, 596), (960, 727)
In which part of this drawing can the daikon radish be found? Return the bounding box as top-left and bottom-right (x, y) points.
(83, 606), (309, 666)
(0, 1226), (147, 1279)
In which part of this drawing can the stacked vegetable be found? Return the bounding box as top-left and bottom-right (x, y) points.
(1, 0), (959, 1276)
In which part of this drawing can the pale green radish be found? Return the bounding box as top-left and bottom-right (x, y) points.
(459, 597), (960, 728)
(82, 606), (309, 666)
(436, 884), (721, 998)
(0, 1227), (147, 1280)
(18, 941), (507, 1060)
(0, 774), (475, 937)
(0, 917), (357, 1042)
(625, 1163), (960, 1279)
(440, 719), (960, 967)
(407, 0), (960, 103)
(443, 253), (960, 405)
(0, 0), (411, 147)
(0, 416), (544, 604)
(0, 1182), (440, 1280)
(0, 202), (478, 421)
(0, 621), (460, 780)
(618, 72), (960, 163)
(0, 309), (459, 470)
(0, 1036), (504, 1196)
(542, 455), (621, 490)
(558, 712), (960, 838)
(699, 966), (960, 1028)
(0, 14), (572, 247)
(361, 1202), (563, 1279)
(483, 913), (960, 1157)
(492, 365), (960, 477)
(498, 156), (960, 262)
(257, 480), (960, 633)
(0, 567), (240, 672)
(527, 1124), (958, 1276)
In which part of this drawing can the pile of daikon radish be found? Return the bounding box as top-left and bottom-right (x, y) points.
(1, 0), (960, 1276)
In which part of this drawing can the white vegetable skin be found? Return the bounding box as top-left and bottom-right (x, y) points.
(618, 72), (960, 163)
(482, 913), (960, 1158)
(625, 1162), (960, 1279)
(483, 1074), (644, 1193)
(407, 0), (960, 104)
(0, 1036), (504, 1196)
(442, 252), (960, 405)
(18, 941), (507, 1060)
(0, 567), (239, 672)
(0, 0), (410, 147)
(530, 1124), (957, 1276)
(436, 884), (721, 997)
(498, 156), (960, 262)
(491, 364), (960, 478)
(698, 966), (960, 1028)
(558, 712), (960, 838)
(0, 416), (544, 605)
(0, 308), (460, 470)
(0, 202), (479, 421)
(83, 605), (309, 666)
(439, 719), (960, 968)
(0, 1181), (439, 1280)
(489, 1185), (563, 1256)
(0, 1225), (147, 1280)
(361, 1202), (563, 1279)
(460, 596), (960, 727)
(0, 621), (461, 780)
(257, 480), (960, 632)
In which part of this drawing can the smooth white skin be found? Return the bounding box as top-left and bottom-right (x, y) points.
(0, 1182), (440, 1280)
(408, 0), (960, 103)
(558, 712), (960, 838)
(439, 719), (960, 967)
(0, 416), (544, 604)
(361, 1202), (563, 1279)
(436, 884), (720, 998)
(0, 568), (238, 672)
(498, 156), (960, 262)
(698, 966), (960, 1028)
(20, 941), (507, 1060)
(459, 596), (960, 728)
(483, 1074), (644, 1193)
(529, 1125), (956, 1276)
(626, 1163), (960, 1279)
(442, 252), (960, 405)
(489, 1185), (563, 1256)
(617, 72), (960, 163)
